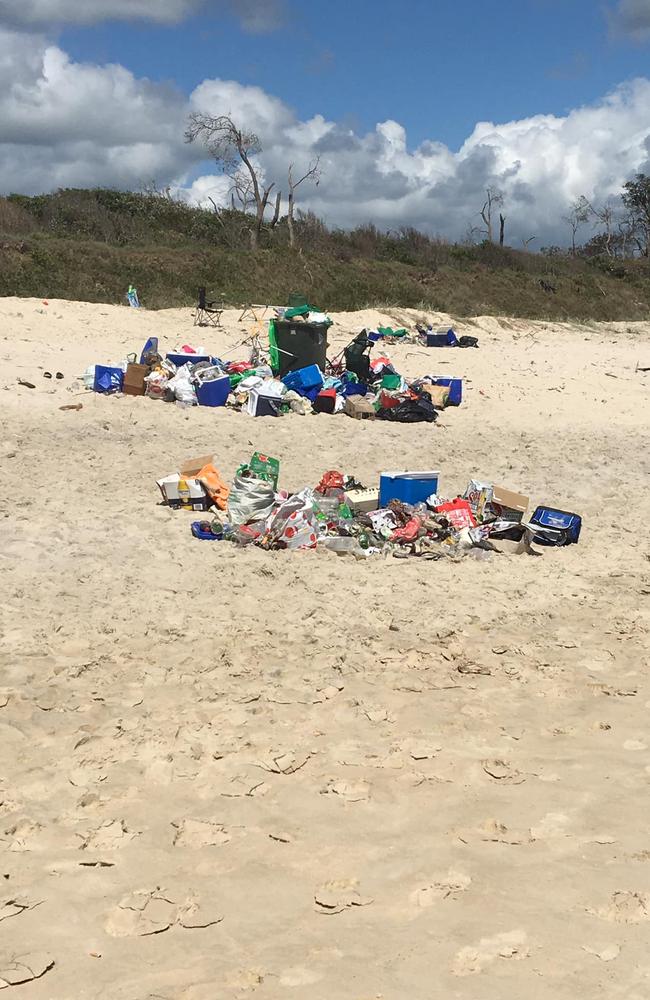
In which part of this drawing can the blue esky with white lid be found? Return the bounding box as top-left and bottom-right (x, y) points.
(1, 0), (650, 244)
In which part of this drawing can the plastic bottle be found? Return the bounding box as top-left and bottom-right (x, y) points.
(178, 479), (191, 508)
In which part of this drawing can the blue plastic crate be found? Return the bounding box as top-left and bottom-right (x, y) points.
(379, 470), (440, 507)
(196, 376), (230, 407)
(282, 364), (324, 395)
(428, 377), (462, 406)
(93, 365), (124, 393)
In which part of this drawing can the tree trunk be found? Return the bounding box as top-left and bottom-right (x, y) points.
(499, 214), (506, 246)
(287, 189), (295, 248)
(270, 191), (281, 228)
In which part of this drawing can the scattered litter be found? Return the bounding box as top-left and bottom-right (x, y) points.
(158, 457), (580, 562)
(79, 302), (468, 424)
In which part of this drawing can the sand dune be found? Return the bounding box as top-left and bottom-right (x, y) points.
(1, 297), (649, 999)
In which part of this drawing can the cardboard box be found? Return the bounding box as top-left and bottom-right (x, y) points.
(344, 487), (380, 514)
(156, 474), (209, 511)
(123, 363), (149, 397)
(180, 455), (214, 478)
(345, 396), (376, 420)
(249, 452), (280, 488)
(490, 486), (529, 522)
(421, 384), (450, 408)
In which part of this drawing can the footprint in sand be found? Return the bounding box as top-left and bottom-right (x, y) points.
(322, 779), (371, 802)
(591, 891), (650, 924)
(452, 930), (530, 976)
(411, 871), (471, 907)
(78, 819), (136, 851)
(314, 879), (373, 915)
(104, 888), (223, 937)
(172, 819), (231, 848)
(279, 966), (324, 986)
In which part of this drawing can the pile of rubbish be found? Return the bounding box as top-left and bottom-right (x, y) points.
(81, 308), (466, 423)
(158, 454), (582, 558)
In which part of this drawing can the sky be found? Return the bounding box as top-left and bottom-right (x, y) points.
(1, 0), (650, 246)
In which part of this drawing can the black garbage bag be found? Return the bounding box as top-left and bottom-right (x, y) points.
(376, 393), (438, 423)
(344, 330), (372, 383)
(458, 335), (479, 348)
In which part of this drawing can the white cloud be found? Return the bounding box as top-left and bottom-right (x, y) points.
(0, 0), (284, 31)
(1, 27), (649, 246)
(610, 0), (650, 40)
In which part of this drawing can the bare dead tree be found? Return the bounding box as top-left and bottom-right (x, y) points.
(287, 157), (321, 248)
(185, 112), (276, 251)
(499, 213), (506, 246)
(618, 212), (639, 258)
(521, 235), (536, 249)
(593, 200), (615, 256)
(479, 187), (504, 243)
(562, 195), (591, 255)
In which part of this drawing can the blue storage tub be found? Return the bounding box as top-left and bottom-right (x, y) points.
(429, 377), (462, 406)
(93, 365), (124, 393)
(380, 470), (440, 507)
(196, 375), (230, 407)
(282, 364), (324, 395)
(166, 353), (212, 368)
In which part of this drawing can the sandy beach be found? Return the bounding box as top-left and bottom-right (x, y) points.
(1, 297), (650, 999)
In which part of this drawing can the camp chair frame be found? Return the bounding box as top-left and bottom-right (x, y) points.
(239, 303), (268, 324)
(194, 287), (224, 328)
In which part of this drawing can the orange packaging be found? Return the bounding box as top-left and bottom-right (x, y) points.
(196, 463), (230, 511)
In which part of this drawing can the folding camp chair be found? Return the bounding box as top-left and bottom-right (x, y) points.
(194, 287), (223, 328)
(239, 303), (268, 324)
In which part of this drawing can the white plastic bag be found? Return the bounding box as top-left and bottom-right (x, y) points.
(227, 474), (276, 526)
(167, 363), (197, 405)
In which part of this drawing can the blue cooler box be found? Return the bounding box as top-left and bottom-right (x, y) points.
(196, 376), (230, 407)
(427, 329), (458, 347)
(380, 470), (440, 507)
(166, 353), (212, 368)
(429, 377), (462, 405)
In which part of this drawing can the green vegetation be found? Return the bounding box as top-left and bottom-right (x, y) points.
(1, 187), (649, 319)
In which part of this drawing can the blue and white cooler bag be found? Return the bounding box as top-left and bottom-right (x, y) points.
(528, 506), (582, 546)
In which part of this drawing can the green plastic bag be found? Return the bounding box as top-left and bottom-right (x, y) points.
(268, 319), (280, 374)
(284, 304), (312, 319)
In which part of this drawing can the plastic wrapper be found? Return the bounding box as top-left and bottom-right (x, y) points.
(264, 489), (319, 550)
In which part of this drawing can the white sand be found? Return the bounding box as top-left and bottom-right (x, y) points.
(1, 297), (650, 999)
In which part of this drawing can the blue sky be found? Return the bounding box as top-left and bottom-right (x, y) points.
(1, 0), (650, 243)
(58, 0), (650, 150)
